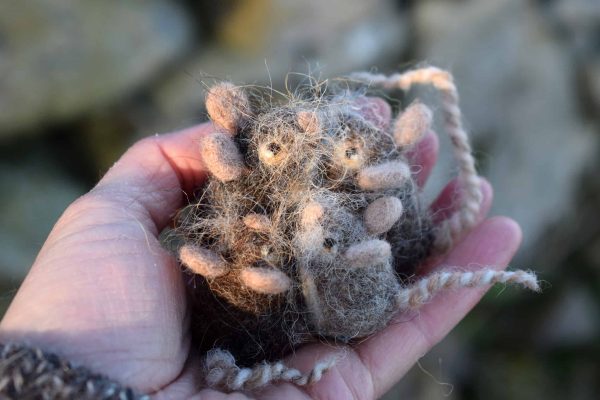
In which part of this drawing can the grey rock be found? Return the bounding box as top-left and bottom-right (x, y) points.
(549, 0), (600, 54)
(546, 0), (600, 117)
(0, 156), (84, 283)
(537, 286), (600, 347)
(147, 0), (409, 134)
(583, 58), (600, 116)
(0, 0), (192, 137)
(414, 0), (597, 256)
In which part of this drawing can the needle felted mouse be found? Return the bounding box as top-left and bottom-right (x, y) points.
(171, 66), (540, 391)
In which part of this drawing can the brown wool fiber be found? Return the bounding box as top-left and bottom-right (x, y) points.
(171, 66), (540, 392)
(242, 213), (272, 231)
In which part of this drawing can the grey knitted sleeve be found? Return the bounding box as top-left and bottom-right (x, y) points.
(0, 343), (148, 400)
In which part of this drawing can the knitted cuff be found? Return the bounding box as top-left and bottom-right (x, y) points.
(0, 343), (148, 400)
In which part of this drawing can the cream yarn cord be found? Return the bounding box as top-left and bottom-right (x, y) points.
(396, 268), (540, 310)
(203, 349), (337, 391)
(350, 67), (483, 252)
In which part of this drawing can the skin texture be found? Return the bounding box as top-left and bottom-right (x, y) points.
(0, 99), (521, 399)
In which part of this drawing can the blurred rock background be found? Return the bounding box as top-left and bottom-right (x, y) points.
(0, 0), (598, 398)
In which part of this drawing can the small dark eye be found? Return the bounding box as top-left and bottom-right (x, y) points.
(323, 238), (336, 249)
(345, 147), (358, 159)
(267, 142), (281, 155)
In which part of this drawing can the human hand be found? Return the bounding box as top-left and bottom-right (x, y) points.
(0, 103), (520, 399)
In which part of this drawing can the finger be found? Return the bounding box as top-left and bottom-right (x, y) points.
(90, 123), (214, 231)
(151, 352), (205, 400)
(406, 130), (439, 188)
(417, 179), (493, 275)
(280, 343), (377, 400)
(355, 96), (392, 130)
(430, 178), (493, 225)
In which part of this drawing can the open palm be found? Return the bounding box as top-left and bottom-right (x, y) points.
(0, 110), (520, 399)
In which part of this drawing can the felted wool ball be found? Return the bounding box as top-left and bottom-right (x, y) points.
(170, 66), (539, 391)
